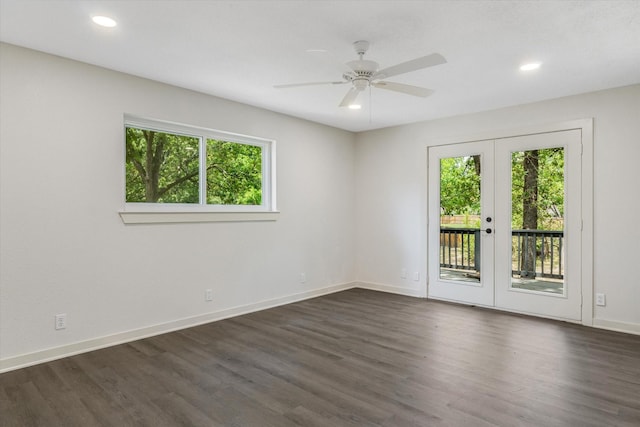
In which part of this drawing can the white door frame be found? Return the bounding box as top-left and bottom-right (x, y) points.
(494, 130), (582, 321)
(427, 140), (495, 307)
(425, 119), (593, 326)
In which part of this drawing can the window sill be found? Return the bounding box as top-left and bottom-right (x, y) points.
(119, 211), (280, 224)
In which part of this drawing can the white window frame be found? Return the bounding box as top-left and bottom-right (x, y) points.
(119, 115), (277, 224)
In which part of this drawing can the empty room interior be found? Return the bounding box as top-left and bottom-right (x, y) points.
(1, 1), (640, 426)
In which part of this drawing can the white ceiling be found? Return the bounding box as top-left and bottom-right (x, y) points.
(1, 0), (639, 132)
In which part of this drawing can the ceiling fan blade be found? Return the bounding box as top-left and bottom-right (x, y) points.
(274, 81), (347, 89)
(339, 87), (361, 107)
(372, 81), (434, 97)
(373, 53), (446, 80)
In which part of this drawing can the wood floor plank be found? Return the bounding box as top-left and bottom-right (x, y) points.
(2, 288), (640, 426)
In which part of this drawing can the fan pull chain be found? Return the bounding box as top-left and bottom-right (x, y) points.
(369, 85), (372, 124)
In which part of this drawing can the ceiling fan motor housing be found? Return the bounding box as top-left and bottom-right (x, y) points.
(345, 58), (379, 90)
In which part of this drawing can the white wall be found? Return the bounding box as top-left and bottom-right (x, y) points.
(2, 42), (638, 371)
(355, 84), (640, 333)
(0, 43), (356, 369)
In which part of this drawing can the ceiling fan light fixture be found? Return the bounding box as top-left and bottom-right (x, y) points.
(353, 79), (369, 91)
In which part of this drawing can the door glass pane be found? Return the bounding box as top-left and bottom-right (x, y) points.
(439, 156), (481, 283)
(510, 148), (565, 294)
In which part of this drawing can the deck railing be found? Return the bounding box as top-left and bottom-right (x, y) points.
(511, 229), (563, 279)
(440, 228), (564, 279)
(440, 228), (480, 272)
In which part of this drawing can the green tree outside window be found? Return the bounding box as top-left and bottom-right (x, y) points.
(125, 127), (262, 205)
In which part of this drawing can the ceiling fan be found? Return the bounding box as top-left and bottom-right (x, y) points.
(274, 40), (447, 107)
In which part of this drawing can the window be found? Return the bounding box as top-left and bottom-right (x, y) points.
(121, 115), (276, 221)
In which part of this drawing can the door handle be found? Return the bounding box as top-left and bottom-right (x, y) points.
(484, 216), (493, 233)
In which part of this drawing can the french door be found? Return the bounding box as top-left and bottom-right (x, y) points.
(428, 130), (582, 321)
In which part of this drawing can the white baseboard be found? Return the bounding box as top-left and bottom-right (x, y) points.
(5, 283), (638, 373)
(0, 282), (356, 373)
(592, 318), (640, 336)
(355, 281), (426, 298)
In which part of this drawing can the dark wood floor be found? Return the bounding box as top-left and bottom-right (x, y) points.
(2, 289), (640, 426)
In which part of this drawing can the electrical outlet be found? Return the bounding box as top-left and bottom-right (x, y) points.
(401, 268), (407, 279)
(205, 289), (213, 302)
(413, 272), (420, 281)
(55, 313), (67, 330)
(596, 293), (606, 306)
(300, 273), (306, 283)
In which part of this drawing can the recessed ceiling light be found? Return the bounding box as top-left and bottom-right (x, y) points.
(348, 104), (362, 110)
(92, 15), (117, 28)
(520, 62), (541, 71)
